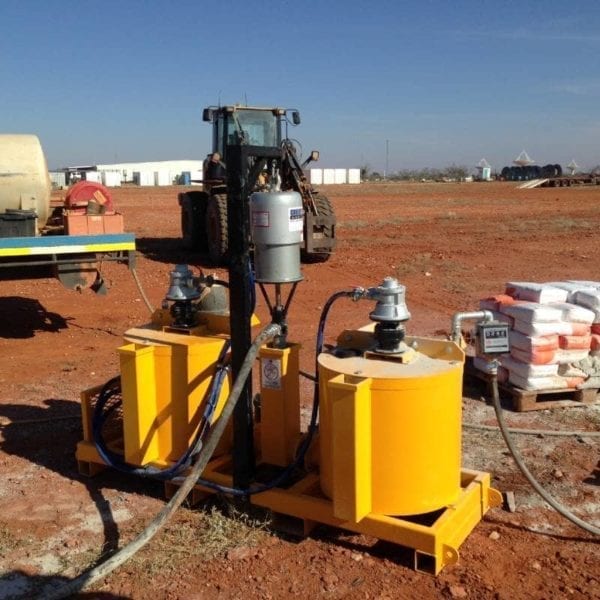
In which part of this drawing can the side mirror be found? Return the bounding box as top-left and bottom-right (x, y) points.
(202, 108), (213, 122)
(291, 111), (301, 125)
(310, 150), (319, 162)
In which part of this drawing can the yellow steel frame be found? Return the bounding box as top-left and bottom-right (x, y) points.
(176, 459), (501, 575)
(76, 321), (502, 576)
(258, 344), (301, 467)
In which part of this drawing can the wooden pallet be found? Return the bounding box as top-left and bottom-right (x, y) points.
(464, 358), (599, 412)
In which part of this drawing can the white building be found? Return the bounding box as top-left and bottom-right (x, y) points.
(95, 160), (203, 184)
(310, 168), (361, 185)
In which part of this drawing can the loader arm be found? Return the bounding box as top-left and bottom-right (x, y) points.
(281, 140), (318, 215)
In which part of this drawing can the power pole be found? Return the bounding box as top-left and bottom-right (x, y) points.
(385, 139), (389, 180)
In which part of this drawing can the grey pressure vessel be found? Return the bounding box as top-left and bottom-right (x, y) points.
(250, 191), (303, 283)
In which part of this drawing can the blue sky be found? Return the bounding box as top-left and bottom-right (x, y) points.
(1, 0), (599, 171)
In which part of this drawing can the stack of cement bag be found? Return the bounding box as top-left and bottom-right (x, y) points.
(474, 281), (600, 391)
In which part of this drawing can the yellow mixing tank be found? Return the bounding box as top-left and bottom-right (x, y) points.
(318, 333), (465, 517)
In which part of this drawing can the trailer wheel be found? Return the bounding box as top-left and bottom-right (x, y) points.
(302, 193), (335, 263)
(180, 191), (208, 251)
(206, 193), (229, 264)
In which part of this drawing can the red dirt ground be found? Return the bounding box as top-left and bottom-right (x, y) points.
(0, 182), (599, 599)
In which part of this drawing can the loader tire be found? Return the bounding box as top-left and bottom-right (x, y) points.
(302, 193), (335, 263)
(206, 193), (229, 265)
(180, 191), (208, 251)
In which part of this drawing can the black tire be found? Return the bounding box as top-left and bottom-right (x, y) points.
(206, 193), (229, 265)
(180, 191), (208, 251)
(302, 193), (335, 263)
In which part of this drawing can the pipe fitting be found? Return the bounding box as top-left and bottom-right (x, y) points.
(450, 310), (494, 344)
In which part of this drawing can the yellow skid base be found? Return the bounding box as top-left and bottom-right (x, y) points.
(177, 458), (501, 576)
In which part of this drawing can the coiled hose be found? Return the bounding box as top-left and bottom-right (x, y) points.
(489, 372), (600, 536)
(92, 339), (231, 480)
(36, 323), (282, 600)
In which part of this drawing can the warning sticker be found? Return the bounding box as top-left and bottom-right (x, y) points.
(252, 211), (269, 227)
(289, 207), (304, 232)
(261, 357), (282, 390)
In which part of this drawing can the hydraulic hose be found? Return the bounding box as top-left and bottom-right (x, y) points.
(36, 323), (282, 600)
(464, 422), (600, 438)
(489, 372), (600, 536)
(181, 289), (356, 497)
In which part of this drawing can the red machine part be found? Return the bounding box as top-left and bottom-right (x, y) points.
(65, 181), (115, 215)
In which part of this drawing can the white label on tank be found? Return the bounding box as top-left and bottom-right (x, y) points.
(261, 358), (282, 390)
(289, 207), (304, 232)
(252, 211), (269, 227)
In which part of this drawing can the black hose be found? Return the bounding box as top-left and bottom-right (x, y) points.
(489, 372), (600, 536)
(464, 422), (600, 438)
(36, 323), (282, 600)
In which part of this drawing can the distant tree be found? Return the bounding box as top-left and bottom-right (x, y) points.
(590, 165), (600, 175)
(443, 164), (469, 181)
(360, 164), (371, 180)
(370, 171), (382, 180)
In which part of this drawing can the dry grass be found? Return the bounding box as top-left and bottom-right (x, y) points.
(339, 215), (427, 230)
(128, 503), (271, 576)
(394, 252), (434, 277)
(548, 217), (593, 232)
(497, 217), (594, 235)
(0, 526), (20, 555)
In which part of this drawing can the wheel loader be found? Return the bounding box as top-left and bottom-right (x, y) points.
(178, 105), (336, 264)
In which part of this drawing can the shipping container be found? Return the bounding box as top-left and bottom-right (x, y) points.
(348, 168), (361, 184)
(310, 168), (323, 185)
(322, 169), (335, 185)
(334, 168), (347, 184)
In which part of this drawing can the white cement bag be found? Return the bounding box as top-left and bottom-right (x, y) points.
(558, 364), (588, 378)
(501, 355), (559, 378)
(572, 290), (600, 322)
(567, 280), (600, 289)
(549, 302), (595, 324)
(509, 331), (559, 352)
(554, 349), (590, 364)
(508, 372), (568, 391)
(512, 319), (584, 337)
(505, 282), (569, 304)
(546, 282), (597, 302)
(500, 302), (563, 324)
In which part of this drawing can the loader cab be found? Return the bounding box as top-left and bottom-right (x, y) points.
(202, 106), (300, 164)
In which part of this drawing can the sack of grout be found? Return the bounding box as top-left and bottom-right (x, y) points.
(505, 282), (569, 304)
(474, 282), (597, 390)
